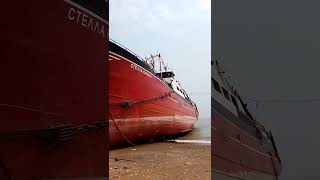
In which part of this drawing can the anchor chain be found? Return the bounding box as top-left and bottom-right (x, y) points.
(111, 90), (173, 108)
(109, 91), (173, 146)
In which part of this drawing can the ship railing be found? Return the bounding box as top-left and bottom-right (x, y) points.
(109, 38), (145, 61)
(240, 111), (269, 135)
(255, 121), (269, 135)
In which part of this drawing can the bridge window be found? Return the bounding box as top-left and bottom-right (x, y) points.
(212, 78), (221, 93)
(222, 87), (230, 101)
(231, 95), (239, 109)
(157, 71), (174, 78)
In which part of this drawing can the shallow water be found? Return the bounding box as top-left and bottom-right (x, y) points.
(178, 117), (211, 141)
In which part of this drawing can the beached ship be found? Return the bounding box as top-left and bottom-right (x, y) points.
(212, 60), (282, 180)
(0, 1), (108, 179)
(109, 40), (199, 146)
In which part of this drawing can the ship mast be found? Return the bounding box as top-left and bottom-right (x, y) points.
(145, 54), (167, 77)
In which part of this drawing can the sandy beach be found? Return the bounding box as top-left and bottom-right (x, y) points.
(109, 142), (211, 180)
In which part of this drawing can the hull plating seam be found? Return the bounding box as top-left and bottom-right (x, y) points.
(213, 153), (274, 175)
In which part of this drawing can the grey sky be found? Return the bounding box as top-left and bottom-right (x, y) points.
(110, 0), (211, 119)
(214, 0), (320, 179)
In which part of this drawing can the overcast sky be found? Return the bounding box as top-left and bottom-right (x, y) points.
(214, 0), (320, 179)
(110, 0), (211, 119)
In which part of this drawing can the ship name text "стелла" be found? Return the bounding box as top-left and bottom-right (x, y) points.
(67, 7), (106, 38)
(130, 64), (152, 78)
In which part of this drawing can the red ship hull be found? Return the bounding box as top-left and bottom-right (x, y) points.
(212, 98), (281, 180)
(109, 41), (198, 147)
(1, 1), (108, 179)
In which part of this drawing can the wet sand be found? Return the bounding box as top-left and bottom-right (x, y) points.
(109, 142), (211, 180)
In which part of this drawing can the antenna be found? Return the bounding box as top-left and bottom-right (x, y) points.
(164, 59), (168, 71)
(159, 54), (162, 77)
(150, 54), (155, 70)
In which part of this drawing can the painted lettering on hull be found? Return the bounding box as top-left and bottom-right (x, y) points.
(66, 6), (106, 38)
(130, 63), (152, 78)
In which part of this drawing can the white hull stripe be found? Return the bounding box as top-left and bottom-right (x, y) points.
(109, 55), (121, 60)
(168, 97), (178, 103)
(183, 104), (195, 112)
(109, 116), (197, 123)
(109, 51), (158, 79)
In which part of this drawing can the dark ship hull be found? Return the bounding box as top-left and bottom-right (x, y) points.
(0, 1), (108, 179)
(212, 99), (281, 180)
(212, 60), (281, 180)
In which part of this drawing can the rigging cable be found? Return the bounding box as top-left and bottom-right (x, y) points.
(248, 97), (320, 103)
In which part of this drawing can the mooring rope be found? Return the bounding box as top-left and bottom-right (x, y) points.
(0, 121), (107, 143)
(109, 91), (174, 146)
(109, 112), (136, 146)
